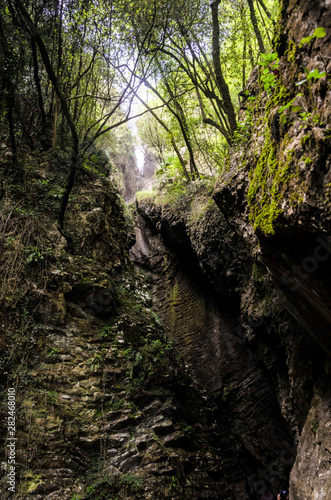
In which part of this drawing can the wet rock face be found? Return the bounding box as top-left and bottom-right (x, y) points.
(6, 293), (225, 500)
(266, 0), (331, 359)
(133, 195), (298, 499)
(0, 166), (230, 499)
(212, 0), (331, 498)
(290, 379), (331, 500)
(213, 0), (331, 359)
(258, 230), (331, 358)
(134, 183), (331, 499)
(131, 199), (246, 396)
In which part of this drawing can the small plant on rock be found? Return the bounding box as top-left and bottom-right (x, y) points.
(258, 52), (279, 92)
(119, 473), (143, 493)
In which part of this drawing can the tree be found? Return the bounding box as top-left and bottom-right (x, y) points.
(5, 0), (161, 235)
(1, 0), (277, 202)
(247, 0), (266, 53)
(210, 0), (237, 136)
(127, 0), (275, 154)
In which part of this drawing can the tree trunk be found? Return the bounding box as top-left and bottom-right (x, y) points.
(14, 0), (79, 234)
(247, 0), (266, 53)
(58, 148), (79, 232)
(157, 62), (200, 179)
(170, 137), (191, 182)
(210, 0), (237, 136)
(196, 87), (231, 142)
(0, 13), (17, 165)
(255, 0), (272, 47)
(31, 38), (47, 141)
(242, 33), (247, 89)
(52, 94), (59, 149)
(7, 92), (17, 165)
(256, 0), (274, 21)
(52, 0), (63, 149)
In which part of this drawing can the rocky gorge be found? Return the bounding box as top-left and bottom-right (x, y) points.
(131, 0), (331, 497)
(0, 0), (331, 499)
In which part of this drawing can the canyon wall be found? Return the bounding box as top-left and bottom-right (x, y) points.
(132, 1), (331, 498)
(0, 159), (228, 499)
(0, 1), (330, 499)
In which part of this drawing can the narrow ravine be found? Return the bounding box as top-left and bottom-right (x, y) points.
(1, 0), (331, 499)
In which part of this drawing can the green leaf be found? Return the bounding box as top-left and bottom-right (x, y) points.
(300, 35), (314, 45)
(307, 69), (319, 79)
(307, 69), (326, 80)
(260, 52), (278, 62)
(279, 96), (300, 113)
(313, 27), (326, 38)
(296, 79), (307, 86)
(261, 74), (275, 83)
(280, 114), (287, 125)
(313, 70), (326, 79)
(291, 106), (302, 113)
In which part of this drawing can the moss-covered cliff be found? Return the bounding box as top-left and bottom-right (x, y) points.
(132, 1), (331, 499)
(214, 0), (331, 356)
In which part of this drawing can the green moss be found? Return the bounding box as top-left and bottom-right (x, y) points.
(303, 156), (313, 165)
(246, 75), (306, 235)
(311, 421), (319, 434)
(20, 472), (43, 494)
(247, 130), (279, 234)
(247, 126), (300, 235)
(286, 39), (297, 64)
(300, 134), (311, 147)
(188, 195), (214, 225)
(135, 190), (155, 202)
(136, 189), (181, 208)
(265, 83), (289, 116)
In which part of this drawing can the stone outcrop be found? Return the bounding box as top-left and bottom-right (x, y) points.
(0, 159), (227, 499)
(142, 148), (158, 183)
(214, 0), (331, 357)
(132, 191), (297, 499)
(133, 172), (330, 500)
(107, 131), (143, 201)
(131, 2), (331, 498)
(213, 1), (331, 497)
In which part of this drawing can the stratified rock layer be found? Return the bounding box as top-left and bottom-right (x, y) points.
(133, 1), (331, 497)
(0, 163), (227, 500)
